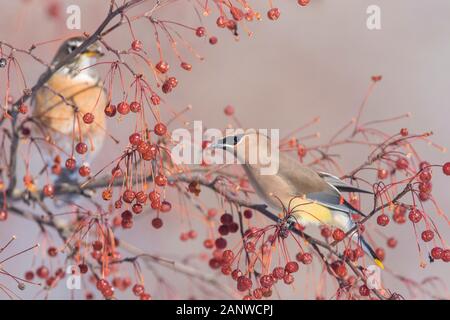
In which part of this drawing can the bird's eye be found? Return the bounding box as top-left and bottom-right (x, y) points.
(67, 45), (78, 53)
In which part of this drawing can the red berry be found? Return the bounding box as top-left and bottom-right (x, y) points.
(130, 101), (141, 113)
(224, 105), (234, 116)
(140, 293), (151, 300)
(75, 142), (88, 154)
(131, 39), (143, 51)
(121, 218), (133, 229)
(160, 200), (172, 213)
(216, 16), (227, 28)
(104, 103), (116, 117)
(297, 252), (312, 264)
(332, 228), (345, 241)
(272, 267), (285, 280)
(65, 158), (76, 170)
(155, 174), (167, 187)
(298, 0), (310, 6)
(83, 113), (94, 124)
(148, 190), (160, 202)
(150, 94), (160, 105)
(92, 240), (103, 251)
(285, 261), (299, 273)
(209, 36), (218, 45)
(36, 266), (49, 279)
(375, 248), (385, 261)
(132, 203), (143, 214)
(377, 169), (388, 180)
(195, 26), (206, 37)
(237, 276), (252, 292)
(154, 123), (167, 136)
(243, 209), (253, 219)
(393, 205), (407, 224)
(359, 285), (370, 296)
(180, 62), (192, 71)
(155, 61), (169, 74)
(421, 230), (434, 242)
(215, 237), (227, 249)
(230, 7), (244, 21)
(418, 182), (432, 193)
(260, 275), (274, 288)
(443, 162), (450, 176)
(431, 247), (443, 260)
(331, 261), (347, 278)
(395, 157), (409, 170)
(47, 247), (58, 257)
(151, 218), (163, 229)
(283, 273), (294, 285)
(121, 210), (133, 220)
(129, 133), (141, 145)
(117, 102), (130, 115)
(220, 213), (233, 225)
(377, 214), (390, 226)
(122, 189), (135, 203)
(168, 76), (178, 88)
(419, 171), (432, 182)
(78, 264), (88, 274)
(400, 128), (408, 136)
(18, 103), (28, 114)
(320, 227), (331, 238)
(132, 284), (145, 296)
(161, 80), (173, 94)
(209, 258), (221, 269)
(96, 279), (109, 291)
(218, 225), (229, 236)
(78, 164), (91, 177)
(228, 222), (239, 233)
(25, 271), (34, 281)
(267, 8), (280, 20)
(387, 237), (397, 248)
(408, 209), (423, 223)
(442, 249), (450, 262)
(43, 184), (54, 197)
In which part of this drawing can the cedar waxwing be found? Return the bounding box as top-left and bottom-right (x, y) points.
(212, 130), (384, 269)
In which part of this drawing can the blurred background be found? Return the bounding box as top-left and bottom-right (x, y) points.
(0, 0), (449, 299)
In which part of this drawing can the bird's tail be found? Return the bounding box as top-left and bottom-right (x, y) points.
(359, 236), (384, 269)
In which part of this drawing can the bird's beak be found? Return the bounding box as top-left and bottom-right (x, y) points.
(209, 143), (221, 150)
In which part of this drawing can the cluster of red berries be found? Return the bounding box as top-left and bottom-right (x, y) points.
(132, 284), (152, 300)
(110, 188), (171, 230)
(96, 278), (115, 298)
(215, 213), (239, 248)
(221, 250), (302, 299)
(25, 265), (65, 288)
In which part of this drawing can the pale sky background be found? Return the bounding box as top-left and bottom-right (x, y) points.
(0, 0), (449, 299)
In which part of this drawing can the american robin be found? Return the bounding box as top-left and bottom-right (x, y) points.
(212, 130), (384, 268)
(33, 36), (107, 165)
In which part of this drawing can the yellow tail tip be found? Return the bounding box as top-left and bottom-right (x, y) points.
(374, 259), (385, 270)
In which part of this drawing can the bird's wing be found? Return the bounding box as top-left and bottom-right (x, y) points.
(317, 172), (373, 194)
(305, 185), (367, 217)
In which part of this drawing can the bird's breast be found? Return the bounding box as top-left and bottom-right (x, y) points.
(33, 73), (107, 136)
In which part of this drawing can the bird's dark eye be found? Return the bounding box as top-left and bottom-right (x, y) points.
(67, 45), (78, 53)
